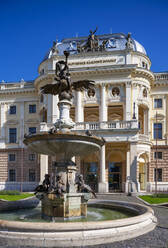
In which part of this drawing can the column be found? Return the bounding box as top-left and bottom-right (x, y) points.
(52, 95), (59, 123)
(47, 94), (60, 124)
(98, 145), (108, 193)
(99, 84), (107, 122)
(40, 154), (48, 183)
(47, 95), (52, 123)
(125, 82), (132, 121)
(75, 91), (84, 122)
(144, 109), (148, 135)
(125, 150), (130, 193)
(129, 142), (139, 193)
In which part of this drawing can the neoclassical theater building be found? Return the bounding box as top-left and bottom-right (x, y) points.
(0, 32), (168, 193)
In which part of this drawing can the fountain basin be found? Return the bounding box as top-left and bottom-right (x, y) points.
(23, 132), (104, 158)
(0, 200), (157, 247)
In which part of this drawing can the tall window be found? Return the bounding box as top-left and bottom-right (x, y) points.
(29, 127), (36, 134)
(154, 152), (162, 159)
(153, 123), (162, 139)
(9, 128), (17, 143)
(29, 104), (36, 113)
(9, 169), (16, 181)
(29, 169), (36, 182)
(154, 99), (162, 108)
(9, 105), (16, 114)
(8, 154), (16, 162)
(154, 168), (162, 182)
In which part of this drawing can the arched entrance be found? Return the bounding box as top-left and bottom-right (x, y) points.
(137, 153), (149, 191)
(81, 152), (99, 192)
(106, 149), (126, 192)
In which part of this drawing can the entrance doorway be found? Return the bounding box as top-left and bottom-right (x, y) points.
(139, 163), (146, 191)
(108, 162), (122, 191)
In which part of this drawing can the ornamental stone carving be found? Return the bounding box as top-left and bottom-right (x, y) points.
(112, 87), (120, 97)
(87, 88), (95, 97)
(143, 88), (147, 98)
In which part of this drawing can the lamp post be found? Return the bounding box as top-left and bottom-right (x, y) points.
(155, 111), (158, 196)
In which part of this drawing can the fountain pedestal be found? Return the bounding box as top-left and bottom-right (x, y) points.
(41, 193), (89, 220)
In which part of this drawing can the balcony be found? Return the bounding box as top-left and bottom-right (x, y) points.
(40, 120), (139, 132)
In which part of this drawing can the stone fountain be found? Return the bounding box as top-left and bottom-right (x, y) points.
(24, 51), (104, 220)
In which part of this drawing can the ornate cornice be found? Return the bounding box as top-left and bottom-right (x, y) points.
(131, 68), (154, 83)
(0, 87), (37, 95)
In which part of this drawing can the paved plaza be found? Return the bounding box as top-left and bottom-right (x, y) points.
(89, 194), (168, 248)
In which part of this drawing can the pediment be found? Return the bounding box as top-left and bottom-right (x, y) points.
(6, 120), (19, 125)
(153, 113), (165, 120)
(108, 113), (122, 121)
(26, 118), (40, 123)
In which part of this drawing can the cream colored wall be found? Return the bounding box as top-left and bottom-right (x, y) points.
(150, 86), (168, 145)
(0, 90), (39, 148)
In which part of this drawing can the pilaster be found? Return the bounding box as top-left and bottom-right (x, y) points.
(40, 154), (48, 183)
(132, 82), (138, 120)
(125, 81), (132, 121)
(129, 142), (138, 193)
(75, 91), (84, 122)
(99, 84), (107, 122)
(98, 145), (108, 193)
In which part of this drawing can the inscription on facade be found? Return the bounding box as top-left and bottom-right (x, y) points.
(69, 58), (116, 66)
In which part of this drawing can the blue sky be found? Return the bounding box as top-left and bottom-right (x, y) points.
(0, 0), (168, 82)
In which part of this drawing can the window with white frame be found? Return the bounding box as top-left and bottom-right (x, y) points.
(9, 128), (17, 143)
(153, 123), (162, 139)
(154, 98), (162, 108)
(9, 169), (16, 182)
(8, 154), (16, 162)
(29, 169), (36, 182)
(154, 168), (162, 182)
(29, 104), (36, 113)
(9, 105), (16, 114)
(154, 152), (162, 159)
(29, 127), (36, 134)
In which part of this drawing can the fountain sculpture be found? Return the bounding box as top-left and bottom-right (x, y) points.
(0, 37), (157, 248)
(24, 50), (104, 220)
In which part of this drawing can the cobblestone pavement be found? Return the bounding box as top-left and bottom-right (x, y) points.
(89, 194), (168, 248)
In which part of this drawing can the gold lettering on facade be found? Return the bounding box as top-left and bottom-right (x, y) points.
(69, 59), (116, 66)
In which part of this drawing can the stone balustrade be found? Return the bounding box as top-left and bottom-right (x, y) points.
(40, 120), (139, 132)
(74, 120), (139, 130)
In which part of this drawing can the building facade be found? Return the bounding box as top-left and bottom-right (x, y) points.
(0, 32), (168, 193)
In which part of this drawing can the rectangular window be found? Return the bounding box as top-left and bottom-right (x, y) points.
(9, 128), (17, 143)
(153, 123), (162, 139)
(154, 99), (162, 108)
(9, 169), (16, 182)
(29, 154), (36, 161)
(9, 105), (16, 114)
(29, 127), (36, 134)
(154, 152), (162, 159)
(29, 169), (36, 182)
(29, 104), (36, 113)
(154, 168), (162, 182)
(8, 154), (16, 161)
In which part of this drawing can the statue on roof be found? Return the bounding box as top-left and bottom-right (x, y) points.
(125, 33), (133, 50)
(41, 51), (95, 101)
(51, 39), (59, 54)
(77, 27), (100, 53)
